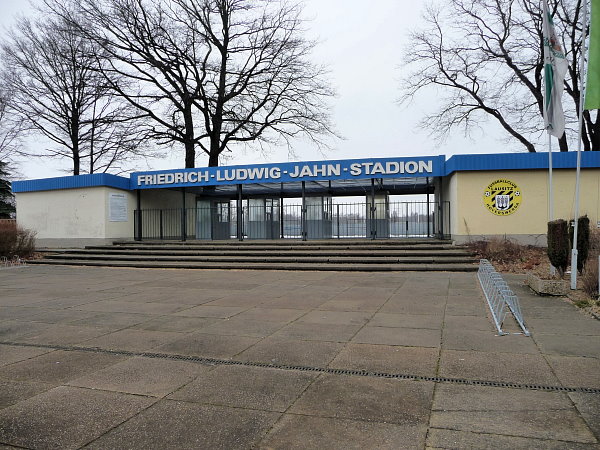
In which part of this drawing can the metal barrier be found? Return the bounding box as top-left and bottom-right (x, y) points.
(135, 200), (451, 241)
(477, 259), (530, 336)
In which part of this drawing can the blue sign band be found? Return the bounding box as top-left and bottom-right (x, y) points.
(131, 156), (444, 190)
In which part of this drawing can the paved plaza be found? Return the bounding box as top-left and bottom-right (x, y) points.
(0, 265), (599, 449)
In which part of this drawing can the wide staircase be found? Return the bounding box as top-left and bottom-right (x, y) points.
(31, 239), (478, 272)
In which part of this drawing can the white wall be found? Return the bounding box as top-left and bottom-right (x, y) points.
(16, 187), (136, 247)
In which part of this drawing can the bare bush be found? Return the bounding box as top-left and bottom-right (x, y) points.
(582, 252), (599, 299)
(0, 222), (36, 258)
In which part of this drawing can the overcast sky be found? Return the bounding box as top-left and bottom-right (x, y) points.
(0, 0), (509, 179)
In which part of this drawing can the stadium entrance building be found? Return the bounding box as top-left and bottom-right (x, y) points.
(12, 152), (600, 248)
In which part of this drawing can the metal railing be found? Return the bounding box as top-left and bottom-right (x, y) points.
(134, 200), (451, 241)
(477, 259), (530, 336)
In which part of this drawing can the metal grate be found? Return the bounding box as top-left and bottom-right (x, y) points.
(478, 259), (530, 336)
(3, 340), (598, 394)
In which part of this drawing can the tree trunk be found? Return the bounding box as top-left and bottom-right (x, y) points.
(73, 148), (80, 175)
(183, 102), (195, 168)
(208, 151), (219, 167)
(184, 140), (195, 168)
(558, 133), (568, 152)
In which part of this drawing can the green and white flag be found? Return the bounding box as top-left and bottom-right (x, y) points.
(585, 0), (600, 109)
(543, 0), (568, 137)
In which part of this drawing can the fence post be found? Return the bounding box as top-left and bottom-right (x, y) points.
(301, 181), (307, 241)
(135, 190), (142, 241)
(159, 210), (163, 240)
(370, 178), (376, 240)
(237, 185), (243, 241)
(181, 188), (187, 242)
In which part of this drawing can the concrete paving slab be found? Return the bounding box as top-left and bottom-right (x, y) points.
(0, 320), (53, 341)
(442, 314), (495, 332)
(329, 343), (439, 376)
(259, 295), (330, 309)
(130, 315), (218, 332)
(0, 350), (125, 385)
(259, 414), (428, 450)
(289, 374), (434, 425)
(431, 385), (597, 443)
(0, 386), (156, 450)
(569, 393), (600, 442)
(236, 337), (344, 367)
(75, 300), (187, 315)
(68, 356), (210, 397)
(426, 428), (599, 450)
(272, 322), (362, 342)
(379, 299), (446, 315)
(233, 307), (308, 323)
(352, 326), (441, 348)
(204, 293), (271, 307)
(16, 324), (112, 346)
(68, 312), (155, 329)
(444, 301), (489, 316)
(527, 317), (600, 336)
(172, 304), (248, 318)
(298, 310), (372, 326)
(317, 298), (388, 312)
(0, 344), (53, 368)
(546, 356), (600, 389)
(0, 379), (54, 409)
(430, 404), (597, 443)
(157, 332), (260, 359)
(85, 400), (279, 450)
(1, 306), (54, 321)
(198, 317), (286, 338)
(17, 309), (99, 324)
(438, 349), (560, 385)
(534, 334), (600, 358)
(81, 329), (184, 352)
(432, 383), (576, 411)
(441, 328), (540, 354)
(168, 365), (317, 412)
(369, 313), (444, 329)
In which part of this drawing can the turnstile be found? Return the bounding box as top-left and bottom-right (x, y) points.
(366, 194), (390, 238)
(305, 196), (333, 239)
(246, 198), (280, 239)
(196, 199), (232, 240)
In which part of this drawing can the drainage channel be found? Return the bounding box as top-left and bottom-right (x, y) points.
(3, 340), (599, 394)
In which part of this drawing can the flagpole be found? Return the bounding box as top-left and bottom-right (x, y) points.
(548, 133), (556, 275)
(570, 0), (588, 290)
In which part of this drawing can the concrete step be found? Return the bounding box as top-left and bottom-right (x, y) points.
(44, 254), (475, 264)
(91, 244), (459, 252)
(28, 259), (478, 272)
(71, 249), (473, 257)
(112, 238), (454, 247)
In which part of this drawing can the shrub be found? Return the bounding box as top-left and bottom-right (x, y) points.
(547, 219), (569, 277)
(569, 216), (590, 274)
(466, 237), (524, 263)
(0, 222), (36, 259)
(582, 252), (599, 299)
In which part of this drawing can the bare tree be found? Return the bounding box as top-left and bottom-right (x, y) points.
(1, 12), (150, 175)
(400, 0), (598, 152)
(172, 0), (336, 166)
(0, 91), (25, 163)
(61, 0), (336, 168)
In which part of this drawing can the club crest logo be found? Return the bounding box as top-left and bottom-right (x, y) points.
(483, 179), (522, 216)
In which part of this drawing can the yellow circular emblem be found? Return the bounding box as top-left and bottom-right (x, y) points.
(483, 179), (522, 216)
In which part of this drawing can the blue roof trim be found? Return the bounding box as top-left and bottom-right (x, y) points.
(11, 152), (600, 193)
(12, 173), (130, 193)
(445, 152), (600, 175)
